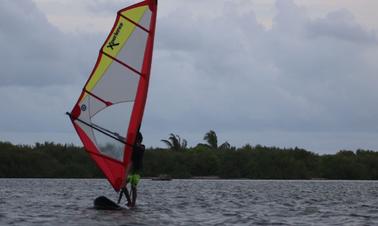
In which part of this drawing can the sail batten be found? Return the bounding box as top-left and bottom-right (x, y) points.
(84, 90), (113, 106)
(118, 14), (150, 33)
(68, 0), (157, 191)
(101, 51), (143, 76)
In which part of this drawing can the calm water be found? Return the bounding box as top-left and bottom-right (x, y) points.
(0, 179), (377, 225)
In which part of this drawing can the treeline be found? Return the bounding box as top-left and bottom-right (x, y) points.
(0, 141), (102, 178)
(144, 145), (378, 179)
(1, 139), (378, 180)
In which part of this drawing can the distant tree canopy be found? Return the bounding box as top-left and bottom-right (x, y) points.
(1, 131), (378, 179)
(202, 130), (231, 150)
(160, 133), (187, 151)
(0, 141), (102, 178)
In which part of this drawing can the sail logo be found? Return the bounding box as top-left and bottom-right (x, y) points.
(107, 22), (124, 50)
(81, 104), (87, 111)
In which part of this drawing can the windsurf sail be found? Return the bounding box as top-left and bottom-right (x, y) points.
(67, 0), (157, 192)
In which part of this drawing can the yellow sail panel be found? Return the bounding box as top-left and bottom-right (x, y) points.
(120, 6), (148, 24)
(103, 7), (147, 58)
(80, 6), (150, 103)
(81, 54), (113, 101)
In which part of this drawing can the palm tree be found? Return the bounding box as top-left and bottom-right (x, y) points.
(203, 130), (231, 150)
(219, 141), (231, 150)
(204, 130), (218, 149)
(161, 133), (188, 151)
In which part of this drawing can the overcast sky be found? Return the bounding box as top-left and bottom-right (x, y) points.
(1, 0), (377, 154)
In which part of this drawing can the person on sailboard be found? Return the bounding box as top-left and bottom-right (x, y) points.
(118, 132), (145, 207)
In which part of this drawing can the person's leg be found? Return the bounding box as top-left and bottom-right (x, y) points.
(124, 186), (132, 207)
(131, 185), (137, 207)
(117, 187), (124, 204)
(118, 176), (132, 206)
(130, 174), (140, 207)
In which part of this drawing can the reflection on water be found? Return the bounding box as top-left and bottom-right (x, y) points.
(0, 179), (377, 225)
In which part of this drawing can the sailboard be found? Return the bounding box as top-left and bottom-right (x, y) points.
(67, 0), (158, 192)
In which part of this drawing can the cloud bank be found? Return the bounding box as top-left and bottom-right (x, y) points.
(1, 0), (377, 153)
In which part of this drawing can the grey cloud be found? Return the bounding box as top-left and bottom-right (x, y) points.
(273, 0), (308, 33)
(1, 0), (377, 153)
(1, 85), (78, 133)
(0, 0), (101, 87)
(84, 0), (132, 15)
(307, 10), (377, 44)
(0, 0), (104, 136)
(143, 0), (378, 151)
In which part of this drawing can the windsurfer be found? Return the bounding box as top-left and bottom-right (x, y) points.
(118, 132), (145, 207)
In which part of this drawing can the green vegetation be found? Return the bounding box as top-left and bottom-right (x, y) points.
(0, 142), (102, 178)
(1, 131), (378, 179)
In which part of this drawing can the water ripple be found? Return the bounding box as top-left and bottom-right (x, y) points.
(0, 179), (378, 225)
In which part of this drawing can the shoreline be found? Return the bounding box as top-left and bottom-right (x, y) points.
(1, 177), (378, 181)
